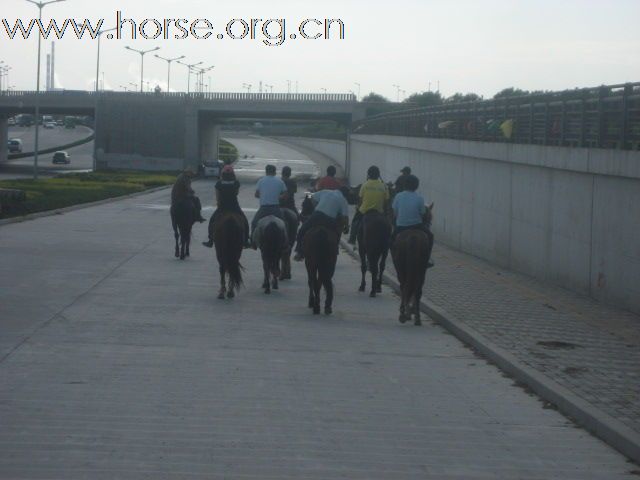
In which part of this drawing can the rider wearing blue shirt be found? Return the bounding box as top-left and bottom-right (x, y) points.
(391, 174), (434, 267)
(294, 187), (350, 261)
(251, 164), (288, 240)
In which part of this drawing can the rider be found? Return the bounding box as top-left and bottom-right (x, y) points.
(280, 166), (298, 215)
(293, 186), (351, 261)
(391, 174), (434, 268)
(202, 165), (250, 249)
(171, 169), (206, 223)
(251, 164), (288, 247)
(394, 166), (412, 194)
(347, 165), (390, 245)
(315, 165), (342, 191)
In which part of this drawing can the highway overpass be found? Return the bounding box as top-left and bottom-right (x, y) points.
(0, 91), (367, 170)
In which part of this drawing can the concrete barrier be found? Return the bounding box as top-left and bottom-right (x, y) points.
(277, 134), (640, 315)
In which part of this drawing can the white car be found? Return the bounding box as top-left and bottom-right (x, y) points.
(7, 117), (16, 126)
(43, 122), (56, 129)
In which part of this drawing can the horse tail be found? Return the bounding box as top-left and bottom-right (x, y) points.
(224, 216), (244, 290)
(263, 221), (285, 271)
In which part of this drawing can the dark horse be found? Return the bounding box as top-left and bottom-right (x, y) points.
(280, 208), (299, 281)
(357, 210), (392, 297)
(254, 216), (287, 294)
(304, 226), (339, 315)
(391, 205), (434, 326)
(213, 211), (246, 300)
(171, 198), (197, 260)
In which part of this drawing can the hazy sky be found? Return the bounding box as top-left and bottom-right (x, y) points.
(1, 0), (639, 99)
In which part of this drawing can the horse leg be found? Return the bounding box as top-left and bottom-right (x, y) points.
(399, 286), (410, 323)
(173, 223), (180, 258)
(377, 250), (388, 294)
(180, 234), (186, 260)
(308, 273), (315, 309)
(218, 266), (226, 300)
(312, 275), (321, 315)
(414, 281), (424, 326)
(358, 246), (367, 292)
(263, 261), (271, 294)
(324, 278), (334, 315)
(185, 234), (191, 257)
(369, 254), (378, 298)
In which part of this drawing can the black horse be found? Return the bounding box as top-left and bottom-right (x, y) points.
(280, 208), (299, 281)
(304, 226), (339, 315)
(254, 216), (288, 294)
(357, 210), (392, 297)
(213, 211), (246, 299)
(171, 198), (197, 260)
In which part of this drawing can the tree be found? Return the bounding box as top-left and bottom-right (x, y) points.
(493, 87), (530, 99)
(444, 92), (482, 104)
(403, 91), (443, 107)
(361, 92), (390, 103)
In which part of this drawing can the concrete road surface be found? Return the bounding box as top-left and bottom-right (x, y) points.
(0, 138), (635, 479)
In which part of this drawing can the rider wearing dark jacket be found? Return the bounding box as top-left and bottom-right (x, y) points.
(280, 166), (298, 215)
(172, 169), (206, 223)
(202, 165), (250, 248)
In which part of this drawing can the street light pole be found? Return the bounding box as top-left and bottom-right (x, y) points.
(177, 61), (202, 94)
(25, 0), (66, 180)
(155, 54), (185, 92)
(125, 46), (160, 93)
(355, 82), (361, 101)
(393, 84), (401, 102)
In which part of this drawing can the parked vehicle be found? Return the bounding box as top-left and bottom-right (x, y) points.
(16, 114), (34, 127)
(7, 117), (16, 126)
(43, 122), (55, 129)
(52, 151), (70, 164)
(64, 117), (76, 129)
(7, 138), (23, 153)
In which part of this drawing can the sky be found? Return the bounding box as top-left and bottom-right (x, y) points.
(1, 0), (639, 99)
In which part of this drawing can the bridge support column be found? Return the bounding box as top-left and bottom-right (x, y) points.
(0, 115), (8, 164)
(199, 121), (220, 165)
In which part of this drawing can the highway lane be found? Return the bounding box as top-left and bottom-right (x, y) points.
(2, 126), (94, 180)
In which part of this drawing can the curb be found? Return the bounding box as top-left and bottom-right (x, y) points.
(0, 185), (172, 227)
(339, 239), (640, 465)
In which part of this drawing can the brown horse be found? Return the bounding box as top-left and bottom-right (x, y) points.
(212, 211), (246, 300)
(279, 208), (299, 281)
(171, 198), (196, 260)
(304, 225), (339, 315)
(357, 210), (392, 297)
(391, 204), (435, 326)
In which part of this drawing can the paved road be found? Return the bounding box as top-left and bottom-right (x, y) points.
(2, 126), (93, 179)
(0, 139), (635, 479)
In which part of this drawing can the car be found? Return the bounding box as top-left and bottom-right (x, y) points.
(7, 117), (16, 126)
(43, 122), (55, 129)
(55, 119), (64, 126)
(7, 138), (23, 153)
(52, 151), (70, 164)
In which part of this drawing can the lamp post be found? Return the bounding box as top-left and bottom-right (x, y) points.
(194, 66), (214, 93)
(321, 88), (327, 94)
(129, 82), (137, 91)
(393, 84), (401, 102)
(265, 84), (274, 94)
(155, 54), (185, 92)
(25, 0), (66, 180)
(242, 83), (252, 93)
(355, 82), (361, 101)
(0, 66), (11, 93)
(124, 46), (160, 93)
(177, 60), (202, 94)
(119, 85), (128, 92)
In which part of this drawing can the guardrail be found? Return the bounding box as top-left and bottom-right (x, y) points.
(0, 90), (357, 103)
(352, 82), (640, 150)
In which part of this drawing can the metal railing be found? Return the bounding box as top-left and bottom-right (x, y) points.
(0, 90), (357, 103)
(352, 82), (640, 150)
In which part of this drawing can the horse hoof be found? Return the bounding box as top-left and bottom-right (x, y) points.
(414, 320), (422, 327)
(227, 291), (235, 299)
(399, 314), (408, 324)
(376, 286), (382, 293)
(264, 289), (271, 295)
(272, 283), (279, 290)
(358, 286), (365, 293)
(369, 291), (376, 298)
(325, 307), (333, 315)
(313, 307), (321, 315)
(218, 293), (226, 300)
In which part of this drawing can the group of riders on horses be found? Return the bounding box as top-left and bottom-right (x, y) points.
(171, 162), (434, 265)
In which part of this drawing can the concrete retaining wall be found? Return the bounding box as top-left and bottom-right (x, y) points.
(279, 135), (640, 315)
(275, 137), (347, 170)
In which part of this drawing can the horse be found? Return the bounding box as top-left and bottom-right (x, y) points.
(171, 197), (197, 260)
(304, 225), (339, 315)
(279, 208), (299, 281)
(391, 204), (435, 326)
(212, 211), (246, 300)
(253, 215), (288, 294)
(357, 210), (392, 297)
